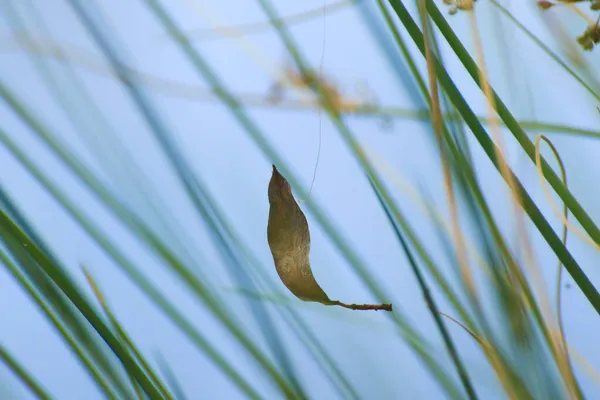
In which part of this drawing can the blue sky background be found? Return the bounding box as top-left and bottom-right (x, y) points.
(0, 0), (600, 398)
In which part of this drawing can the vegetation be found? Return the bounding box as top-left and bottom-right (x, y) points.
(0, 0), (599, 398)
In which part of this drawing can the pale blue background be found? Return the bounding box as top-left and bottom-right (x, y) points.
(0, 0), (599, 398)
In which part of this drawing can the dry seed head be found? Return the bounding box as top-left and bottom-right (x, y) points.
(537, 1), (556, 10)
(577, 22), (600, 51)
(444, 0), (476, 15)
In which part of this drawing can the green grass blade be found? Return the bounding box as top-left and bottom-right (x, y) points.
(0, 125), (264, 400)
(155, 353), (189, 400)
(0, 344), (52, 400)
(424, 0), (600, 251)
(384, 0), (600, 316)
(0, 204), (162, 398)
(489, 0), (600, 102)
(83, 268), (175, 400)
(61, 2), (302, 396)
(0, 246), (123, 399)
(370, 180), (478, 399)
(0, 192), (138, 399)
(141, 0), (479, 397)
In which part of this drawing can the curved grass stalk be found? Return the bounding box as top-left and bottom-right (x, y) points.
(2, 0), (597, 397)
(385, 1), (596, 396)
(425, 0), (600, 252)
(533, 135), (580, 397)
(570, 348), (600, 386)
(384, 0), (600, 315)
(438, 312), (484, 347)
(435, 311), (536, 399)
(9, 10), (596, 396)
(439, 310), (600, 395)
(466, 7), (581, 398)
(370, 7), (583, 381)
(533, 135), (573, 375)
(535, 135), (600, 251)
(360, 2), (550, 396)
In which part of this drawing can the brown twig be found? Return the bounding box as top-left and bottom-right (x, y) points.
(327, 300), (392, 312)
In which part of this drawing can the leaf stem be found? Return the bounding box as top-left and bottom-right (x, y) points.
(328, 300), (393, 311)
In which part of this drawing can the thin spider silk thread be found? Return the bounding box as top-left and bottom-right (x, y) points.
(307, 0), (327, 198)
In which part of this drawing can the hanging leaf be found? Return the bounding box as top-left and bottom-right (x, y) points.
(267, 165), (392, 312)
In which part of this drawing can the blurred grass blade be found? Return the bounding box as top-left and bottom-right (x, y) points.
(489, 0), (600, 102)
(384, 0), (600, 315)
(185, 174), (360, 399)
(83, 267), (175, 400)
(155, 352), (188, 400)
(0, 192), (141, 399)
(0, 0), (597, 398)
(2, 29), (600, 141)
(0, 204), (163, 398)
(0, 123), (264, 399)
(369, 180), (478, 399)
(424, 0), (600, 253)
(61, 1), (303, 396)
(0, 344), (52, 400)
(9, 0), (200, 268)
(141, 0), (469, 397)
(0, 245), (123, 399)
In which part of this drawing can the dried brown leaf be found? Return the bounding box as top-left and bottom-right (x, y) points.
(267, 166), (392, 312)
